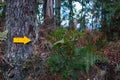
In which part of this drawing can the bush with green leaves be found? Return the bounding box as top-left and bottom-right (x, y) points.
(46, 29), (108, 80)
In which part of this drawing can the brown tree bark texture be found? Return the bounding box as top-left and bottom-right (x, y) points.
(44, 0), (54, 28)
(5, 0), (36, 79)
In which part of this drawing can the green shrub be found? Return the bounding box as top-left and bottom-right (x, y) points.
(46, 29), (108, 80)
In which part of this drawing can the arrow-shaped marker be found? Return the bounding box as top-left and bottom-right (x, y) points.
(13, 36), (31, 44)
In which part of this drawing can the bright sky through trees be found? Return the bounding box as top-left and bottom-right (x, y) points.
(74, 1), (82, 12)
(61, 1), (82, 27)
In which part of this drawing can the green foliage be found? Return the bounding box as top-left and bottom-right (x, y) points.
(46, 29), (108, 80)
(103, 0), (120, 25)
(99, 0), (120, 40)
(95, 33), (108, 49)
(0, 30), (8, 41)
(47, 28), (86, 43)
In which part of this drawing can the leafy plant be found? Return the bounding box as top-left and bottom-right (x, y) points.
(46, 29), (108, 80)
(0, 30), (8, 41)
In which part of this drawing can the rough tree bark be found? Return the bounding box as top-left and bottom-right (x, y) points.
(5, 0), (36, 79)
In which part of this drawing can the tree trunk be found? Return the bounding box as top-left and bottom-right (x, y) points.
(43, 0), (47, 21)
(44, 0), (54, 28)
(55, 0), (61, 27)
(5, 0), (36, 79)
(69, 0), (73, 28)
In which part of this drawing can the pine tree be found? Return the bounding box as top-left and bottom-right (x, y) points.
(5, 0), (37, 79)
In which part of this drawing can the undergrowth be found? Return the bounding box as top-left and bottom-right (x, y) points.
(46, 29), (108, 80)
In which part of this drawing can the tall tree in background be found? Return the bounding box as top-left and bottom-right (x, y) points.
(55, 0), (61, 27)
(43, 0), (54, 28)
(99, 0), (120, 40)
(69, 0), (73, 28)
(43, 0), (47, 22)
(5, 0), (36, 79)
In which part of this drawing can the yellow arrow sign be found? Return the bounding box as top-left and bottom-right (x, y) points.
(13, 36), (31, 44)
